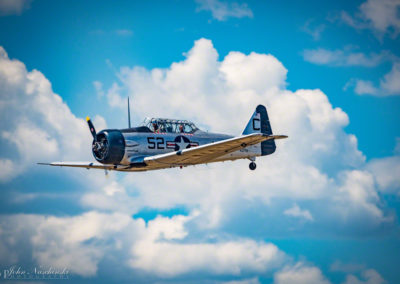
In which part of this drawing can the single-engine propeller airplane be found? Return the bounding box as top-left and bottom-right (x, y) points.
(39, 100), (287, 172)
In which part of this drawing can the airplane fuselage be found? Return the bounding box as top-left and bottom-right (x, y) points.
(103, 129), (261, 171)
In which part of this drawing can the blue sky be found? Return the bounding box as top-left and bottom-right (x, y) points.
(0, 0), (399, 283)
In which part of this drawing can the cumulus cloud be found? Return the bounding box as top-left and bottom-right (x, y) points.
(367, 156), (400, 194)
(94, 38), (399, 234)
(0, 46), (97, 181)
(342, 269), (386, 284)
(0, 211), (135, 276)
(341, 0), (400, 39)
(130, 214), (285, 277)
(0, 158), (20, 182)
(0, 39), (399, 281)
(195, 0), (253, 21)
(0, 0), (32, 16)
(0, 212), (285, 278)
(274, 262), (331, 284)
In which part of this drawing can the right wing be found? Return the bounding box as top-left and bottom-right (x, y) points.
(144, 133), (287, 169)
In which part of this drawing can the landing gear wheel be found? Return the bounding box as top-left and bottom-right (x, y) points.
(249, 162), (256, 171)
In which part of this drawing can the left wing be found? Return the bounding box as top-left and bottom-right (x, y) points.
(144, 133), (287, 169)
(37, 161), (123, 170)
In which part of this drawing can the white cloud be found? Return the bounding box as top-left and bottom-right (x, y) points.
(336, 170), (388, 222)
(0, 212), (285, 278)
(341, 0), (400, 39)
(353, 80), (380, 96)
(132, 239), (284, 277)
(366, 156), (400, 194)
(303, 48), (389, 67)
(380, 62), (400, 94)
(330, 261), (385, 284)
(2, 124), (59, 161)
(274, 262), (331, 284)
(0, 159), (20, 182)
(224, 278), (261, 284)
(99, 38), (397, 231)
(302, 47), (399, 97)
(343, 269), (386, 284)
(0, 0), (32, 16)
(351, 63), (400, 96)
(0, 45), (99, 179)
(0, 40), (399, 281)
(106, 82), (126, 109)
(0, 211), (134, 276)
(284, 204), (314, 221)
(130, 214), (285, 277)
(220, 51), (287, 93)
(195, 0), (253, 21)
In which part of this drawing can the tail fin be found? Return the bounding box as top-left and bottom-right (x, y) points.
(242, 105), (276, 156)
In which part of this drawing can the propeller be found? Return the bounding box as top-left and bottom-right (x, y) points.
(86, 116), (97, 141)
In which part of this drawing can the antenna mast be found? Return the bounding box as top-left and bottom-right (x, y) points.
(128, 97), (131, 128)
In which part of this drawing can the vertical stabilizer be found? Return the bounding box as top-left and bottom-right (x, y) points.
(242, 105), (276, 155)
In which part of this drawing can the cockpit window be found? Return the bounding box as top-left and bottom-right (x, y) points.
(142, 118), (198, 134)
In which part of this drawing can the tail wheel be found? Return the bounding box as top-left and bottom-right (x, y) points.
(249, 162), (256, 170)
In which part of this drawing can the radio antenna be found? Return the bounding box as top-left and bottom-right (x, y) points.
(128, 97), (131, 128)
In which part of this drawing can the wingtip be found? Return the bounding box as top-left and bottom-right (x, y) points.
(276, 135), (288, 139)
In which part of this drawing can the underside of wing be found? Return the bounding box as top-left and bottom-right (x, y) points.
(37, 161), (119, 170)
(144, 133), (285, 169)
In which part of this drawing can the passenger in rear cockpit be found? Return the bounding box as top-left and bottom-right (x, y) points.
(153, 122), (159, 133)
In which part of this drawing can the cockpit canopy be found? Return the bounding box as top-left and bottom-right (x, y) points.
(142, 117), (199, 134)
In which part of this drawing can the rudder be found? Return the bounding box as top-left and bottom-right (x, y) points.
(242, 105), (276, 156)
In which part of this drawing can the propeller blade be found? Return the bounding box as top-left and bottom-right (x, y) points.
(86, 116), (97, 141)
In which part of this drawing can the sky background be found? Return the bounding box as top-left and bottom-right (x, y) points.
(0, 0), (399, 283)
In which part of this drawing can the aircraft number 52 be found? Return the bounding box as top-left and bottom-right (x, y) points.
(147, 137), (164, 149)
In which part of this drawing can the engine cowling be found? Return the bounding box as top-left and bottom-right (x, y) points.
(92, 130), (125, 164)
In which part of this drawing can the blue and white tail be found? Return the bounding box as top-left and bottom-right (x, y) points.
(242, 105), (276, 156)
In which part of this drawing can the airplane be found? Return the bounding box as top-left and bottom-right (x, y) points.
(39, 100), (287, 172)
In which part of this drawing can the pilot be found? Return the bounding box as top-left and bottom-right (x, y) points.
(179, 124), (184, 133)
(153, 123), (159, 133)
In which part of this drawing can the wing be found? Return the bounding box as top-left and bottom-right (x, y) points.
(37, 161), (120, 170)
(144, 133), (287, 169)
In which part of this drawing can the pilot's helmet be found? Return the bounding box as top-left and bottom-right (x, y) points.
(153, 122), (158, 130)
